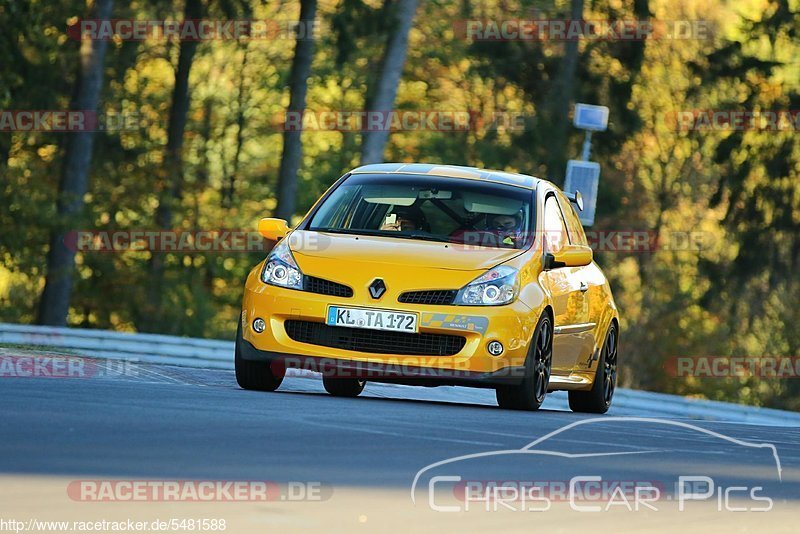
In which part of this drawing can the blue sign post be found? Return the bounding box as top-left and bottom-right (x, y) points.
(564, 103), (609, 226)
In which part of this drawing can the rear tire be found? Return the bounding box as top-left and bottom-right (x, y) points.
(496, 314), (553, 411)
(322, 376), (366, 398)
(569, 322), (618, 414)
(235, 324), (284, 392)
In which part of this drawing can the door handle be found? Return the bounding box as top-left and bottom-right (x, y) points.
(579, 282), (588, 292)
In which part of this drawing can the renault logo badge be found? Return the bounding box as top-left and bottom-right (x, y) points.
(369, 279), (386, 299)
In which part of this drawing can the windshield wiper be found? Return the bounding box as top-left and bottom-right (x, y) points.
(311, 227), (383, 237)
(398, 232), (455, 244)
(311, 227), (454, 244)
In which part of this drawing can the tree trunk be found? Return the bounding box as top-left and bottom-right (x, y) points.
(37, 0), (114, 326)
(142, 0), (202, 332)
(360, 0), (419, 165)
(275, 0), (318, 221)
(0, 134), (10, 172)
(545, 0), (583, 183)
(157, 0), (202, 229)
(223, 43), (250, 207)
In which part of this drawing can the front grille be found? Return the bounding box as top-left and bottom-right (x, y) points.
(303, 275), (353, 298)
(284, 320), (466, 356)
(398, 290), (458, 305)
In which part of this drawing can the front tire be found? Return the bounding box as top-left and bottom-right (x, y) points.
(322, 376), (366, 398)
(235, 324), (284, 392)
(569, 322), (618, 414)
(496, 314), (553, 411)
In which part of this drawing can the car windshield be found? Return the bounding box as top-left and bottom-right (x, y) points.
(307, 173), (534, 249)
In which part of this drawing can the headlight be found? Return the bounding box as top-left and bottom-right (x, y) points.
(261, 238), (303, 290)
(454, 265), (519, 306)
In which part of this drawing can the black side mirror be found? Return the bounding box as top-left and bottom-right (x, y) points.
(566, 190), (584, 211)
(543, 252), (565, 270)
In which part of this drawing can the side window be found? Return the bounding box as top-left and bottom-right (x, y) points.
(543, 195), (568, 253)
(557, 192), (588, 246)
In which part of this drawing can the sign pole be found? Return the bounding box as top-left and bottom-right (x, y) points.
(581, 130), (593, 161)
(564, 103), (608, 227)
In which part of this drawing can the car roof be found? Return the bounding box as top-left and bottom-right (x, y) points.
(350, 163), (546, 190)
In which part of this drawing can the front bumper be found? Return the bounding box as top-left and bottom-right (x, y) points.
(240, 265), (538, 380)
(236, 325), (527, 388)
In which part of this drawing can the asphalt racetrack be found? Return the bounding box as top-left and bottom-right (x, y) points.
(2, 362), (799, 532)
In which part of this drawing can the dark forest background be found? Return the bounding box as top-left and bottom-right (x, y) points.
(1, 0), (799, 409)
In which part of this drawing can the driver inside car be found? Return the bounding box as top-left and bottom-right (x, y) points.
(379, 207), (423, 232)
(489, 213), (523, 247)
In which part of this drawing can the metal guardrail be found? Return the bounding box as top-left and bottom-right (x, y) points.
(0, 322), (233, 369)
(2, 322), (799, 426)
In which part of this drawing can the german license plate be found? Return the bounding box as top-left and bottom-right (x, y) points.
(326, 306), (418, 333)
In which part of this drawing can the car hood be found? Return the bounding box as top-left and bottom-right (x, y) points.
(289, 230), (523, 272)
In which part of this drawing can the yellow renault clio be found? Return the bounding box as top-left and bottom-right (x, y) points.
(236, 163), (619, 412)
